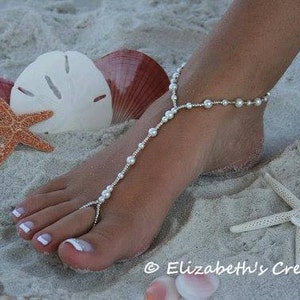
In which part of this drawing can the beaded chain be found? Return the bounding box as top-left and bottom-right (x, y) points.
(80, 63), (270, 227)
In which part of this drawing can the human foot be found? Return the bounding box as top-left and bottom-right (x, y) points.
(11, 66), (267, 271)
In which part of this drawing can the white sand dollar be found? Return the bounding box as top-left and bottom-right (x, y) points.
(10, 51), (113, 133)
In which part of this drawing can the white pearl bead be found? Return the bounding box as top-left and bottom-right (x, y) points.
(254, 98), (262, 106)
(102, 190), (111, 199)
(106, 185), (113, 192)
(171, 107), (178, 114)
(171, 94), (177, 101)
(148, 128), (158, 137)
(165, 110), (174, 119)
(138, 143), (145, 149)
(170, 78), (177, 84)
(118, 173), (124, 179)
(169, 83), (177, 91)
(235, 98), (244, 108)
(98, 196), (105, 203)
(126, 156), (136, 165)
(267, 92), (271, 96)
(222, 99), (229, 106)
(176, 68), (182, 73)
(161, 116), (168, 123)
(247, 100), (252, 106)
(181, 62), (186, 68)
(263, 96), (268, 102)
(186, 102), (192, 109)
(203, 99), (213, 109)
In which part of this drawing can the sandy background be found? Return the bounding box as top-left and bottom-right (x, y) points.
(0, 0), (300, 299)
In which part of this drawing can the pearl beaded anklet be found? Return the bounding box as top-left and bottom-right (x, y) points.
(80, 63), (270, 227)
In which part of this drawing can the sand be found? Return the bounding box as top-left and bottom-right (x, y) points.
(1, 0), (300, 299)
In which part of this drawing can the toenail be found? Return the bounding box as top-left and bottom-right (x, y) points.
(19, 221), (34, 233)
(64, 238), (94, 252)
(37, 233), (52, 246)
(12, 207), (25, 218)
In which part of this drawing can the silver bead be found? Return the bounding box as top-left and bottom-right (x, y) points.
(254, 98), (262, 106)
(106, 185), (113, 192)
(172, 73), (179, 80)
(186, 102), (193, 109)
(169, 83), (177, 91)
(118, 173), (124, 179)
(222, 99), (229, 106)
(247, 100), (252, 106)
(235, 98), (244, 108)
(161, 116), (168, 123)
(102, 190), (111, 199)
(148, 128), (158, 137)
(203, 99), (213, 109)
(165, 110), (174, 119)
(138, 143), (145, 149)
(126, 156), (136, 165)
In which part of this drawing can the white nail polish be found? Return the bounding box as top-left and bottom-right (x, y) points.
(19, 221), (34, 233)
(12, 207), (25, 218)
(64, 238), (94, 252)
(37, 233), (52, 246)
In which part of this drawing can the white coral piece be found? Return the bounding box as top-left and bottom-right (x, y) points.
(231, 172), (300, 265)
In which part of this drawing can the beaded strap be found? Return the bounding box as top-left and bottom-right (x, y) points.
(80, 63), (270, 227)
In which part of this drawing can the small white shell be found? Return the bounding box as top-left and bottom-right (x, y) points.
(175, 273), (220, 300)
(10, 51), (113, 133)
(145, 275), (181, 300)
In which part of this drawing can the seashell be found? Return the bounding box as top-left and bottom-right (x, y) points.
(175, 273), (220, 300)
(10, 51), (113, 133)
(145, 275), (181, 300)
(0, 78), (14, 104)
(95, 49), (169, 124)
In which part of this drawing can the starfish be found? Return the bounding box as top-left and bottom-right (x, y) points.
(0, 98), (54, 164)
(230, 172), (300, 265)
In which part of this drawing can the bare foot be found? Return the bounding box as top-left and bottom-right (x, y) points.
(11, 62), (266, 270)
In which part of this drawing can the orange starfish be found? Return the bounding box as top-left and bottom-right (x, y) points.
(0, 98), (54, 164)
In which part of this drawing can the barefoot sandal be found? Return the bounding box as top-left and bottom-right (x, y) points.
(80, 63), (270, 227)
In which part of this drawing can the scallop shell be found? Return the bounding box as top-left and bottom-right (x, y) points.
(145, 275), (181, 300)
(0, 78), (13, 104)
(95, 49), (169, 124)
(175, 273), (220, 300)
(10, 51), (113, 133)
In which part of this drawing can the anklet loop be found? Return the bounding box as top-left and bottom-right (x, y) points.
(80, 63), (270, 227)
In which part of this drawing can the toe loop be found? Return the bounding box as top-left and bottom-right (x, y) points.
(79, 200), (102, 228)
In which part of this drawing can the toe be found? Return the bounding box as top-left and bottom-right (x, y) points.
(12, 189), (71, 223)
(31, 207), (95, 253)
(16, 200), (82, 240)
(58, 215), (140, 271)
(30, 176), (68, 195)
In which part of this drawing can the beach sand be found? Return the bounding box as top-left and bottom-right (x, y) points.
(1, 0), (300, 299)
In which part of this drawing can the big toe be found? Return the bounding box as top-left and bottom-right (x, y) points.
(58, 215), (146, 271)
